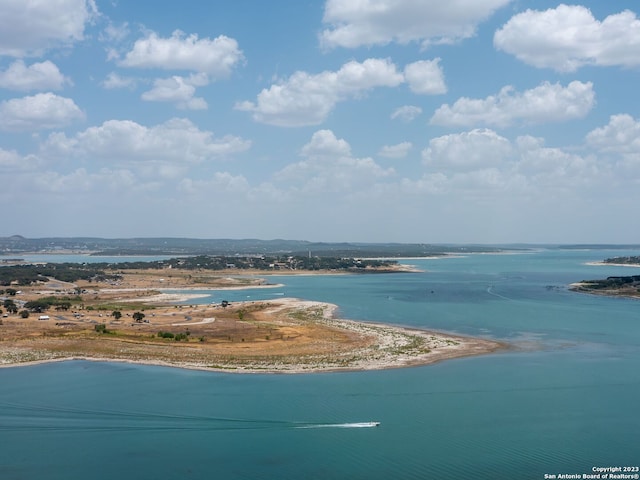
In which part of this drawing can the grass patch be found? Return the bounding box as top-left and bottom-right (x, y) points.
(288, 307), (324, 323)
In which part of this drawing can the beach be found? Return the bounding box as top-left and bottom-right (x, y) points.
(584, 261), (640, 268)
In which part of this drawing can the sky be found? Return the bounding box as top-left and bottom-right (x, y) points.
(1, 0), (639, 244)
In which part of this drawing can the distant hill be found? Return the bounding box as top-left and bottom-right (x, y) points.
(0, 236), (511, 257)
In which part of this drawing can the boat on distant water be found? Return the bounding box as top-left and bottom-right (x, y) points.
(296, 421), (381, 429)
(345, 422), (380, 428)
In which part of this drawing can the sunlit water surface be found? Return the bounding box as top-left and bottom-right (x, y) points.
(1, 249), (639, 479)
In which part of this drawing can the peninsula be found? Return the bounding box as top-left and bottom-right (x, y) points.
(571, 275), (640, 299)
(572, 256), (640, 299)
(0, 257), (503, 373)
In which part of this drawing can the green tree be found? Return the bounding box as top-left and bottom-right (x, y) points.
(3, 299), (17, 314)
(133, 311), (145, 323)
(19, 310), (30, 318)
(6, 288), (17, 296)
(112, 310), (122, 320)
(24, 300), (49, 312)
(55, 302), (71, 311)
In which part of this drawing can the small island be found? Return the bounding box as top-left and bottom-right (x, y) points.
(0, 257), (502, 373)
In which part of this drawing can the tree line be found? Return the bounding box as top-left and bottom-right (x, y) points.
(603, 256), (640, 265)
(0, 255), (399, 286)
(0, 264), (119, 286)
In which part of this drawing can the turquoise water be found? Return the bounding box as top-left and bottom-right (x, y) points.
(1, 249), (639, 479)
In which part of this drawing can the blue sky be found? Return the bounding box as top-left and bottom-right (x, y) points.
(1, 1), (639, 243)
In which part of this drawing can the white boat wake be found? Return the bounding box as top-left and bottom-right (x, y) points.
(296, 422), (380, 429)
(486, 286), (512, 301)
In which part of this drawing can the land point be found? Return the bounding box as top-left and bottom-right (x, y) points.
(0, 263), (504, 373)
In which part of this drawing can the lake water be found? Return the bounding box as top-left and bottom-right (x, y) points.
(1, 249), (639, 479)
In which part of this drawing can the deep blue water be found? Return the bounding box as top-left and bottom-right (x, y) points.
(1, 249), (639, 479)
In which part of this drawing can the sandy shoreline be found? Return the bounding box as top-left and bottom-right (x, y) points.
(118, 292), (211, 303)
(585, 261), (640, 268)
(0, 339), (502, 374)
(115, 283), (287, 303)
(162, 283), (286, 290)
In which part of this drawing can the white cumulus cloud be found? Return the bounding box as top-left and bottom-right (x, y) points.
(141, 73), (209, 110)
(101, 72), (137, 90)
(120, 30), (244, 77)
(235, 58), (404, 126)
(494, 5), (640, 72)
(320, 0), (511, 49)
(275, 129), (394, 193)
(404, 59), (447, 95)
(516, 140), (601, 188)
(586, 114), (640, 154)
(418, 129), (606, 196)
(430, 81), (594, 127)
(422, 129), (513, 170)
(0, 93), (84, 132)
(300, 129), (351, 157)
(0, 147), (40, 171)
(586, 114), (640, 172)
(379, 142), (412, 159)
(42, 118), (251, 178)
(0, 60), (69, 91)
(100, 22), (130, 43)
(0, 0), (98, 57)
(391, 105), (422, 122)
